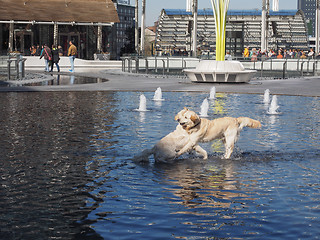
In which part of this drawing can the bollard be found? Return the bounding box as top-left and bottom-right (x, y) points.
(300, 62), (304, 76)
(122, 59), (125, 72)
(181, 57), (184, 69)
(21, 58), (27, 78)
(135, 57), (139, 73)
(161, 59), (165, 76)
(128, 58), (131, 72)
(282, 60), (287, 79)
(155, 56), (158, 73)
(7, 60), (12, 80)
(145, 58), (148, 74)
(16, 59), (20, 80)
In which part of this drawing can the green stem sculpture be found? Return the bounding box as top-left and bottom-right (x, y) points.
(211, 0), (230, 61)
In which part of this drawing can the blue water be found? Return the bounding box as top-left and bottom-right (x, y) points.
(0, 91), (319, 239)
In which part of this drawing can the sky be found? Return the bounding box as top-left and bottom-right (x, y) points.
(137, 0), (298, 26)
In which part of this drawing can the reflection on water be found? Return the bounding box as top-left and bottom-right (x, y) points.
(1, 74), (107, 87)
(27, 74), (107, 86)
(0, 91), (319, 239)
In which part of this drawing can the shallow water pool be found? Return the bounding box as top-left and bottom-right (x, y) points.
(0, 74), (107, 87)
(0, 91), (319, 239)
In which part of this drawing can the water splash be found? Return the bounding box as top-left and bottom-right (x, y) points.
(264, 89), (270, 104)
(199, 98), (209, 117)
(153, 87), (164, 101)
(209, 86), (216, 100)
(267, 95), (280, 114)
(136, 94), (148, 111)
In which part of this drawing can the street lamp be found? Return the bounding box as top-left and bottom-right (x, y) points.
(261, 0), (270, 52)
(192, 0), (198, 57)
(316, 0), (320, 54)
(135, 0), (139, 54)
(140, 0), (146, 55)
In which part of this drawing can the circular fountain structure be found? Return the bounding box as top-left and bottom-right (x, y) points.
(184, 60), (256, 83)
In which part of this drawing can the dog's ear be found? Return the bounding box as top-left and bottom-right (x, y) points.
(190, 113), (200, 124)
(174, 114), (179, 121)
(184, 107), (189, 111)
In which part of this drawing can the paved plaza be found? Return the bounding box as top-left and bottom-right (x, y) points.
(1, 68), (320, 97)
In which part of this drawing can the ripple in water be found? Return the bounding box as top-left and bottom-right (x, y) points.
(0, 91), (319, 239)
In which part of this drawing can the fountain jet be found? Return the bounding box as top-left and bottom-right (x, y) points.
(264, 89), (270, 104)
(209, 86), (216, 100)
(136, 94), (148, 111)
(153, 87), (164, 101)
(199, 98), (209, 117)
(267, 95), (279, 114)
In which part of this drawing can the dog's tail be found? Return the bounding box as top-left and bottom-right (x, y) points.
(237, 117), (261, 130)
(132, 148), (154, 162)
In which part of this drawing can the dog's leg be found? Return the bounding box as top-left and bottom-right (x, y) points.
(177, 141), (196, 157)
(193, 145), (208, 159)
(223, 130), (237, 159)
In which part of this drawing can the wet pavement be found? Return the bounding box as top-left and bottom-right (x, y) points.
(0, 68), (319, 97)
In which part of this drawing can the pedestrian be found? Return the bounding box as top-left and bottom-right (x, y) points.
(68, 40), (77, 73)
(30, 45), (36, 56)
(225, 51), (232, 61)
(277, 50), (283, 59)
(308, 48), (314, 59)
(35, 45), (41, 56)
(50, 45), (60, 72)
(300, 51), (307, 59)
(39, 44), (52, 72)
(243, 46), (249, 59)
(58, 45), (63, 56)
(251, 48), (257, 62)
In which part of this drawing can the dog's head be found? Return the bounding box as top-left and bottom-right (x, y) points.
(175, 107), (201, 130)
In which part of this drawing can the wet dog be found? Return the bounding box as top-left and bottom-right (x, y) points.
(133, 123), (207, 163)
(175, 108), (261, 159)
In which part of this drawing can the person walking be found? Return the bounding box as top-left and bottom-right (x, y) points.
(50, 45), (60, 72)
(39, 44), (52, 72)
(308, 48), (314, 59)
(67, 40), (77, 72)
(243, 46), (249, 60)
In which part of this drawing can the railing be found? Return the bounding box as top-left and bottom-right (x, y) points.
(0, 54), (27, 80)
(121, 56), (201, 76)
(239, 57), (319, 79)
(121, 56), (320, 79)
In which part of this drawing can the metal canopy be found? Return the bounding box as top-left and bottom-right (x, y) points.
(0, 0), (119, 24)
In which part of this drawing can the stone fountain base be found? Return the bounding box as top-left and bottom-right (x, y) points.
(184, 60), (256, 83)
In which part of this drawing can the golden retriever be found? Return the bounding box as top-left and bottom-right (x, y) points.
(133, 124), (207, 163)
(175, 108), (261, 159)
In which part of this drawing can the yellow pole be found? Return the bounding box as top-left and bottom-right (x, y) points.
(211, 0), (230, 61)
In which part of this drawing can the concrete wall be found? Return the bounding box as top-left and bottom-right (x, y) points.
(24, 56), (122, 71)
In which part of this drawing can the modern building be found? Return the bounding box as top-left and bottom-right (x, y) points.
(298, 0), (317, 36)
(155, 9), (309, 57)
(110, 1), (135, 59)
(0, 0), (134, 60)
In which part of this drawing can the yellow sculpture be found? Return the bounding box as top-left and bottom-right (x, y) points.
(211, 0), (230, 61)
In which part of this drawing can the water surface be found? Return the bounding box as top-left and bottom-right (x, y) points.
(0, 91), (319, 239)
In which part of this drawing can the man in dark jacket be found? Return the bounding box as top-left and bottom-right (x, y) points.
(50, 45), (60, 72)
